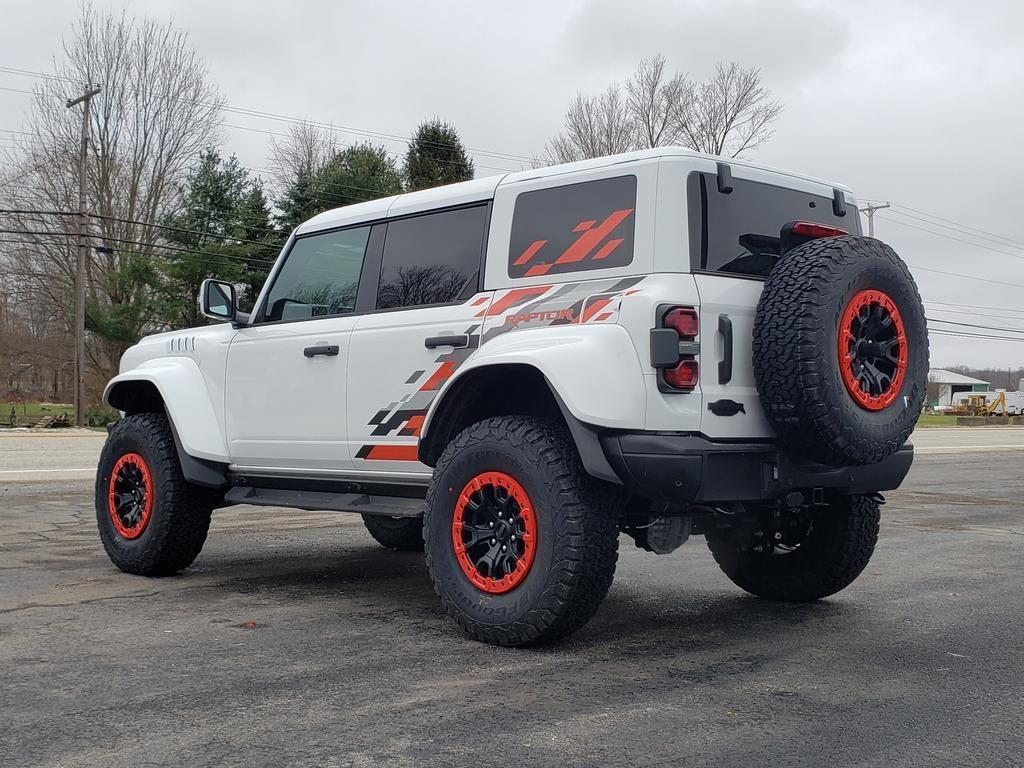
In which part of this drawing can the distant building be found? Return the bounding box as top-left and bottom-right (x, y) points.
(927, 369), (991, 407)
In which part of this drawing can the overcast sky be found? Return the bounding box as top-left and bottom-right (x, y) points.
(1, 0), (1022, 369)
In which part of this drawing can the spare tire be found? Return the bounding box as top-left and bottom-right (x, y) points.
(753, 235), (928, 466)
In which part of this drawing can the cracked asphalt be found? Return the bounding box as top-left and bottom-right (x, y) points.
(1, 429), (1023, 767)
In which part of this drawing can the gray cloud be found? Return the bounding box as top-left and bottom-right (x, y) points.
(1, 0), (1022, 366)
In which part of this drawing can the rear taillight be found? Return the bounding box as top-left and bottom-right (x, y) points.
(664, 359), (699, 390)
(663, 307), (699, 338)
(790, 221), (848, 239)
(650, 305), (700, 393)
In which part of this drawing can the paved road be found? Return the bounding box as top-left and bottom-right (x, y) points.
(1, 430), (1022, 767)
(3, 426), (1024, 482)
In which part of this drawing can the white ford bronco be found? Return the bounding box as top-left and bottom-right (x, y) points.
(96, 148), (928, 646)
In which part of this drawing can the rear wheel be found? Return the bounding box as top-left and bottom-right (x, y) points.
(706, 495), (881, 602)
(361, 515), (424, 552)
(424, 416), (619, 646)
(95, 413), (213, 576)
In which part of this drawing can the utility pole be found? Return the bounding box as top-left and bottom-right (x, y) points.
(66, 85), (100, 427)
(859, 202), (891, 238)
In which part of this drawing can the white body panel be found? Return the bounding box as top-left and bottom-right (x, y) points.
(105, 147), (861, 476)
(224, 315), (356, 470)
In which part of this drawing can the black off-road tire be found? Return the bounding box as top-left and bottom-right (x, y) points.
(95, 413), (213, 576)
(753, 235), (928, 466)
(707, 494), (881, 602)
(424, 416), (619, 647)
(361, 515), (424, 552)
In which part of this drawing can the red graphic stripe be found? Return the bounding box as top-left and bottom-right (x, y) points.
(573, 219), (597, 232)
(594, 311), (613, 321)
(581, 297), (613, 323)
(480, 285), (551, 317)
(419, 360), (457, 391)
(469, 295), (489, 306)
(361, 444), (419, 461)
(525, 264), (553, 277)
(402, 414), (426, 437)
(591, 237), (623, 260)
(553, 209), (634, 266)
(513, 239), (547, 266)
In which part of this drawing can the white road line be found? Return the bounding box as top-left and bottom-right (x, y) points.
(915, 445), (1024, 454)
(0, 468), (94, 474)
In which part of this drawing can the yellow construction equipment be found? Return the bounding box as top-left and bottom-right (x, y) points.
(952, 392), (1007, 416)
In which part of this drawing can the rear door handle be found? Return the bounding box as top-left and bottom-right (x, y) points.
(424, 334), (470, 350)
(717, 315), (733, 384)
(303, 344), (339, 358)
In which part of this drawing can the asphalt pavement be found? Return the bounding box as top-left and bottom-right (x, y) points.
(1, 427), (1022, 767)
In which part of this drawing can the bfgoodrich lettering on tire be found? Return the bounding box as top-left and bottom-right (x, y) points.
(95, 413), (213, 576)
(753, 235), (928, 467)
(424, 416), (619, 647)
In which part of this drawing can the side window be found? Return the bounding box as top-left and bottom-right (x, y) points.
(508, 175), (637, 278)
(376, 205), (488, 310)
(263, 226), (370, 322)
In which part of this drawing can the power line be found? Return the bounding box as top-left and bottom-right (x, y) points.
(0, 228), (278, 265)
(0, 64), (535, 168)
(923, 297), (1024, 316)
(892, 202), (1024, 250)
(930, 329), (1024, 343)
(905, 264), (1024, 290)
(886, 207), (1024, 254)
(927, 317), (1024, 335)
(0, 208), (283, 251)
(878, 214), (1024, 262)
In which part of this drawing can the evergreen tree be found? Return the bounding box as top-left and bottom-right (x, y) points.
(275, 142), (403, 232)
(403, 119), (475, 191)
(159, 149), (276, 326)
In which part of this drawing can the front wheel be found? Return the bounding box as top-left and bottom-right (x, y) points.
(95, 413), (213, 576)
(424, 416), (619, 646)
(707, 495), (881, 602)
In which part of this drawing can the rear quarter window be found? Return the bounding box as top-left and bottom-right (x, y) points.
(687, 172), (859, 278)
(508, 175), (637, 278)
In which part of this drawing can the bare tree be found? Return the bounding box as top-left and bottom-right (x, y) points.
(676, 63), (782, 157)
(1, 5), (224, 391)
(267, 120), (338, 193)
(625, 54), (693, 149)
(546, 85), (636, 164)
(544, 57), (782, 164)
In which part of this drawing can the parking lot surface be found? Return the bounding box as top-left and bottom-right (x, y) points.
(1, 428), (1022, 767)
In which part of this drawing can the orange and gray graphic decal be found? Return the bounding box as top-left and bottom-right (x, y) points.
(355, 324), (481, 462)
(508, 175), (637, 278)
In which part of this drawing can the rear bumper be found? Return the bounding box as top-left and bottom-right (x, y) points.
(601, 432), (913, 503)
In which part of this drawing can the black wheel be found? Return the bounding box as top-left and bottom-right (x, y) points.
(95, 413), (213, 576)
(361, 515), (424, 551)
(424, 416), (619, 647)
(707, 495), (881, 602)
(753, 235), (928, 466)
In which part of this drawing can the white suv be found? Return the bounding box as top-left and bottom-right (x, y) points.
(96, 147), (928, 646)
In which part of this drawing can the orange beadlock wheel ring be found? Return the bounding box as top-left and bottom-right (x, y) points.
(838, 289), (908, 411)
(107, 452), (154, 539)
(451, 471), (537, 594)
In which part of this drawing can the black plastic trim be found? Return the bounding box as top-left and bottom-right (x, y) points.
(228, 472), (427, 499)
(601, 431), (913, 504)
(717, 314), (733, 384)
(833, 188), (848, 217)
(166, 417), (230, 489)
(550, 389), (623, 485)
(716, 162), (734, 194)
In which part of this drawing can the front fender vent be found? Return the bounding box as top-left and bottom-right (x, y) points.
(166, 335), (197, 355)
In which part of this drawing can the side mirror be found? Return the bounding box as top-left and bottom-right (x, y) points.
(200, 279), (237, 322)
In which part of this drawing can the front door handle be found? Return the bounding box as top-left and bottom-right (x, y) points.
(303, 344), (339, 358)
(717, 315), (733, 384)
(424, 334), (470, 350)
